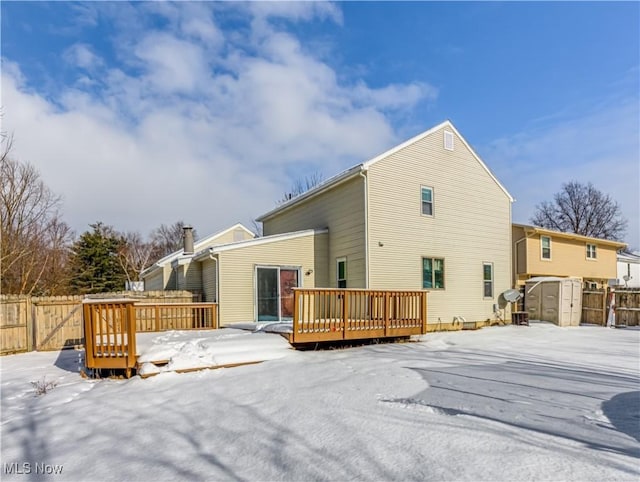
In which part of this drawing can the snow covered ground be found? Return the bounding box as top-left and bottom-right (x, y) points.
(1, 323), (639, 481)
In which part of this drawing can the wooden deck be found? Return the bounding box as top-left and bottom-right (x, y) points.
(291, 288), (428, 344)
(83, 300), (218, 377)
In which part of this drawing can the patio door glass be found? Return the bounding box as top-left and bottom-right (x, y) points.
(256, 267), (299, 322)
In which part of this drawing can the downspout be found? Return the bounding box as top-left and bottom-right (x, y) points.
(359, 168), (370, 289)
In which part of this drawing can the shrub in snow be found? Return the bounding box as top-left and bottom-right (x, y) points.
(31, 376), (57, 396)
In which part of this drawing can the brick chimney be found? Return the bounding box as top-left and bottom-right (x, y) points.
(183, 225), (194, 254)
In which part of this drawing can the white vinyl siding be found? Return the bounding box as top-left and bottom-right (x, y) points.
(367, 126), (512, 324)
(262, 177), (366, 288)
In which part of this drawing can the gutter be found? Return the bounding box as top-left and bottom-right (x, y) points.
(257, 165), (364, 222)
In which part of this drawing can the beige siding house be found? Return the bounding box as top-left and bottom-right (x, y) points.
(141, 223), (255, 292)
(512, 223), (626, 288)
(193, 230), (328, 323)
(258, 120), (514, 325)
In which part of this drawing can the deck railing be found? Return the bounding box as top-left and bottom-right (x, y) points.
(292, 288), (427, 343)
(83, 300), (218, 377)
(83, 299), (137, 376)
(135, 303), (218, 332)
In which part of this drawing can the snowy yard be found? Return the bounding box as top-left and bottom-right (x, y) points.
(1, 323), (639, 481)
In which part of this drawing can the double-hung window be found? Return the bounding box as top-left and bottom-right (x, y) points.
(541, 236), (551, 260)
(586, 244), (597, 259)
(422, 258), (445, 289)
(421, 186), (434, 216)
(483, 263), (494, 298)
(337, 258), (347, 288)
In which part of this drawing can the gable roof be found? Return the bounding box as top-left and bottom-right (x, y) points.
(513, 223), (627, 249)
(141, 223), (255, 276)
(257, 120), (513, 222)
(193, 228), (328, 260)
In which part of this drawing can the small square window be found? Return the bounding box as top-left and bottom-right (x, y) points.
(587, 244), (597, 259)
(541, 236), (551, 260)
(423, 257), (445, 289)
(421, 186), (434, 216)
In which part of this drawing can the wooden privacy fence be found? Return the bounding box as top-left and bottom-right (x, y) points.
(614, 289), (640, 326)
(581, 288), (640, 326)
(0, 291), (202, 355)
(582, 290), (607, 325)
(292, 288), (427, 344)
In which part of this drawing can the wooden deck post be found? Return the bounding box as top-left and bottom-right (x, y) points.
(341, 291), (349, 340)
(421, 291), (428, 334)
(384, 292), (390, 337)
(292, 289), (300, 344)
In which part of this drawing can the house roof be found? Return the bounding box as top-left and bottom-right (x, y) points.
(192, 228), (328, 260)
(513, 223), (627, 249)
(618, 251), (640, 264)
(141, 223), (256, 277)
(257, 120), (514, 222)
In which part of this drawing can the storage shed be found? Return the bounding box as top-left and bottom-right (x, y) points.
(524, 277), (582, 326)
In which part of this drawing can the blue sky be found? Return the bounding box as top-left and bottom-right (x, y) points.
(2, 1), (638, 248)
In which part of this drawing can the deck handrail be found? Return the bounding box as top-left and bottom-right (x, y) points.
(292, 288), (427, 343)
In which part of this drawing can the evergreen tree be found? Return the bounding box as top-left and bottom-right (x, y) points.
(68, 222), (127, 294)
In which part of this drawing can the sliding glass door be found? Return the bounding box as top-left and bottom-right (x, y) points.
(256, 267), (300, 321)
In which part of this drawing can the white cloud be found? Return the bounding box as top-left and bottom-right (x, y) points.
(483, 96), (640, 248)
(1, 4), (435, 240)
(63, 43), (103, 70)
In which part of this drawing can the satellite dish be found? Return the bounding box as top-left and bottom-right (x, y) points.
(502, 289), (523, 303)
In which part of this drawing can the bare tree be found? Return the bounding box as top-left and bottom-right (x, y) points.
(531, 181), (628, 241)
(1, 148), (73, 295)
(149, 221), (198, 259)
(279, 171), (324, 203)
(117, 231), (157, 282)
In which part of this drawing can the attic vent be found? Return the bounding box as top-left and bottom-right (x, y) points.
(444, 131), (454, 151)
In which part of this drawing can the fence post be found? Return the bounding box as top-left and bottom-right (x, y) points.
(28, 297), (35, 352)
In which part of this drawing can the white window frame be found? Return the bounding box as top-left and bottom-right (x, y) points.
(540, 236), (552, 260)
(336, 257), (347, 288)
(422, 257), (445, 290)
(444, 130), (454, 151)
(586, 243), (597, 260)
(254, 265), (302, 322)
(420, 186), (434, 217)
(483, 262), (494, 299)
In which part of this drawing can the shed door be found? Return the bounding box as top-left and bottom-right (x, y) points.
(570, 279), (582, 326)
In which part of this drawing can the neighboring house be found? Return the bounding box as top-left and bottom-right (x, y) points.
(256, 120), (514, 326)
(616, 251), (640, 288)
(142, 223), (255, 292)
(512, 223), (626, 289)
